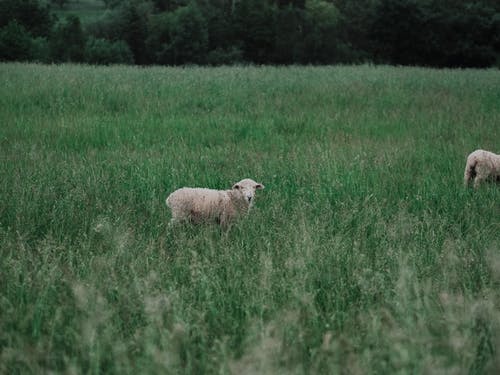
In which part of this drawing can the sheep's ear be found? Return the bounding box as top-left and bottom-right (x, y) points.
(255, 183), (264, 190)
(232, 184), (240, 190)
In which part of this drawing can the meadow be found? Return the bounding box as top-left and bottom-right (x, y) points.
(0, 63), (499, 374)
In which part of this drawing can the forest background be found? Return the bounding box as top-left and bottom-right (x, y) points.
(1, 0), (500, 68)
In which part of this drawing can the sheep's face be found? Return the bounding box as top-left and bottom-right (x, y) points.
(232, 178), (264, 206)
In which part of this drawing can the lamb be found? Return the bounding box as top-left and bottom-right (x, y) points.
(166, 178), (264, 227)
(464, 149), (500, 189)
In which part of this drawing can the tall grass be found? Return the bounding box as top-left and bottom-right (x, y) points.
(1, 63), (499, 374)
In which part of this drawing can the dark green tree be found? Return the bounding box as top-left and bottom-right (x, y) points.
(274, 5), (305, 63)
(30, 35), (50, 62)
(0, 20), (34, 61)
(50, 0), (68, 9)
(85, 37), (134, 64)
(151, 0), (188, 11)
(442, 2), (497, 67)
(334, 0), (378, 63)
(370, 0), (498, 67)
(303, 0), (341, 64)
(148, 3), (208, 65)
(86, 8), (124, 41)
(198, 0), (243, 64)
(202, 0), (235, 51)
(370, 0), (428, 65)
(119, 1), (149, 64)
(50, 15), (86, 62)
(145, 10), (172, 63)
(0, 0), (53, 37)
(1, 0), (498, 67)
(102, 0), (124, 8)
(233, 0), (276, 63)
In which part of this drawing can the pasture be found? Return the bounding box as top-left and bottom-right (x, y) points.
(0, 63), (499, 374)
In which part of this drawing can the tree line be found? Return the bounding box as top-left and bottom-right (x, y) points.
(1, 0), (499, 67)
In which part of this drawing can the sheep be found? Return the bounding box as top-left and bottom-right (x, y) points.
(166, 178), (264, 227)
(464, 149), (500, 189)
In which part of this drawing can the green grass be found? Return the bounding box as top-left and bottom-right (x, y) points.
(0, 63), (499, 374)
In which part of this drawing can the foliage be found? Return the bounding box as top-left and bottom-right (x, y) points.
(86, 7), (125, 41)
(201, 0), (237, 56)
(0, 0), (53, 37)
(50, 0), (69, 8)
(233, 0), (276, 64)
(0, 63), (499, 374)
(370, 0), (428, 65)
(85, 36), (134, 64)
(1, 0), (500, 66)
(150, 2), (209, 65)
(0, 20), (36, 61)
(118, 1), (149, 64)
(50, 14), (86, 62)
(102, 0), (124, 7)
(0, 19), (50, 62)
(303, 0), (341, 63)
(273, 5), (306, 63)
(370, 0), (500, 67)
(206, 45), (243, 65)
(30, 35), (51, 62)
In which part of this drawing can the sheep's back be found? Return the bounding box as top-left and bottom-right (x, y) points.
(167, 188), (227, 215)
(469, 150), (499, 167)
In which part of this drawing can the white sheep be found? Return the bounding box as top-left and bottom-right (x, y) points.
(464, 149), (500, 189)
(166, 178), (264, 227)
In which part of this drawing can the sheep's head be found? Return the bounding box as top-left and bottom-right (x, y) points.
(232, 178), (264, 206)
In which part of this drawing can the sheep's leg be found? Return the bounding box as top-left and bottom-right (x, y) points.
(168, 216), (180, 228)
(464, 157), (478, 188)
(473, 165), (489, 189)
(464, 165), (473, 187)
(219, 209), (234, 230)
(168, 209), (188, 227)
(219, 213), (228, 230)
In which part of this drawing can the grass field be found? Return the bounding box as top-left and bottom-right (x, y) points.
(0, 63), (499, 374)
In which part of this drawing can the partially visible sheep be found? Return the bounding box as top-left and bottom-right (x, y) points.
(166, 178), (264, 227)
(464, 149), (500, 189)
